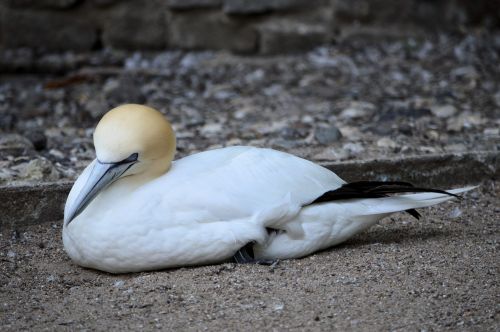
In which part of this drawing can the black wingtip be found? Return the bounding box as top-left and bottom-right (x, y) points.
(308, 180), (460, 220)
(365, 185), (460, 198)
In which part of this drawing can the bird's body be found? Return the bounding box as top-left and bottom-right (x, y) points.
(63, 105), (474, 273)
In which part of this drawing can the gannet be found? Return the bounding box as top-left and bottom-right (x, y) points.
(63, 104), (475, 273)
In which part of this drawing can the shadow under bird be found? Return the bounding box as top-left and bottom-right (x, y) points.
(63, 104), (475, 273)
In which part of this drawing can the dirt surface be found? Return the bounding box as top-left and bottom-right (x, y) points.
(1, 31), (499, 186)
(0, 183), (498, 331)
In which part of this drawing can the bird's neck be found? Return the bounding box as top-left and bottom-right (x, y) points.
(86, 159), (169, 215)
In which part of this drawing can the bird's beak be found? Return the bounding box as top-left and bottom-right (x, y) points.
(65, 158), (137, 225)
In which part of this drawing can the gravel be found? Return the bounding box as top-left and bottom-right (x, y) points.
(0, 31), (499, 186)
(0, 183), (498, 331)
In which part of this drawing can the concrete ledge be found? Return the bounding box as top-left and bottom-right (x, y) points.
(325, 151), (498, 187)
(1, 151), (497, 228)
(0, 181), (71, 229)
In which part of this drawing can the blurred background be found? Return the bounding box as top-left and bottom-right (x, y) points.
(0, 0), (499, 185)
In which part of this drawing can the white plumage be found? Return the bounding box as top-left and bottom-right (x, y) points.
(63, 105), (474, 273)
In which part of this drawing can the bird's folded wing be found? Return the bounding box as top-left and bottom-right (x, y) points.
(145, 146), (345, 226)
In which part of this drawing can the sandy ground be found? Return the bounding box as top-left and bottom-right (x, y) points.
(0, 182), (498, 331)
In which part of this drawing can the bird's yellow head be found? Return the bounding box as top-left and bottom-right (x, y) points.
(64, 104), (176, 225)
(94, 104), (176, 176)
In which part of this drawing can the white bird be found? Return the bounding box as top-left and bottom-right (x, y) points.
(63, 104), (475, 273)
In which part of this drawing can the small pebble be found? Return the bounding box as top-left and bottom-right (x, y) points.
(448, 207), (462, 219)
(376, 137), (398, 149)
(343, 142), (365, 155)
(114, 280), (125, 288)
(431, 105), (457, 118)
(339, 107), (367, 119)
(314, 125), (342, 145)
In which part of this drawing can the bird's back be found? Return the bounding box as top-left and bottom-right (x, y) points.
(135, 146), (346, 225)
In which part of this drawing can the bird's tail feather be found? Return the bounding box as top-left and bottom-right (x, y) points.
(350, 186), (477, 217)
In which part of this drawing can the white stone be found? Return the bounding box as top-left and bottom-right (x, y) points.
(376, 137), (397, 149)
(431, 105), (457, 118)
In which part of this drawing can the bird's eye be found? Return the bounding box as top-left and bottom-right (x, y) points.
(98, 153), (138, 166)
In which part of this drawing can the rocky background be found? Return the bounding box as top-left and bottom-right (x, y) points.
(0, 0), (499, 185)
(1, 0), (500, 54)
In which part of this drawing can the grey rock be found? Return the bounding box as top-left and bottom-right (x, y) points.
(167, 0), (222, 10)
(376, 137), (398, 149)
(168, 11), (257, 53)
(1, 8), (97, 51)
(342, 142), (365, 156)
(272, 139), (302, 150)
(262, 84), (283, 97)
(11, 158), (60, 183)
(48, 149), (65, 160)
(0, 134), (35, 158)
(123, 52), (151, 70)
(369, 123), (392, 136)
(281, 126), (308, 140)
(450, 66), (479, 80)
(313, 148), (349, 161)
(446, 112), (483, 132)
(102, 1), (167, 50)
(200, 122), (223, 136)
(223, 0), (327, 15)
(339, 101), (376, 119)
(314, 125), (342, 145)
(445, 143), (467, 153)
(258, 20), (328, 54)
(431, 105), (457, 118)
(483, 128), (499, 136)
(448, 207), (462, 218)
(178, 52), (214, 69)
(113, 280), (125, 288)
(339, 108), (366, 119)
(244, 69), (265, 84)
